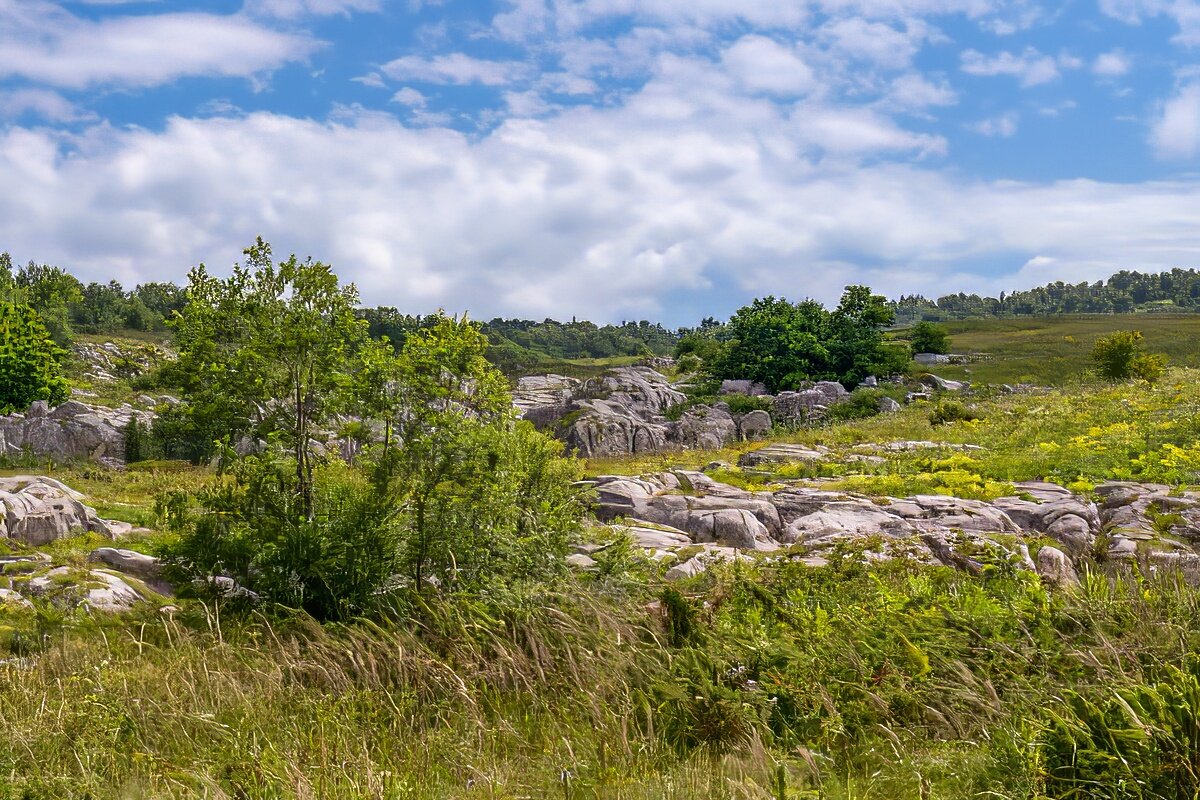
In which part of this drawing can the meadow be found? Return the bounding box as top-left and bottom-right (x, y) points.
(922, 313), (1200, 385)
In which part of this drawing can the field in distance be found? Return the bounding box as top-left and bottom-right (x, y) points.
(924, 313), (1200, 385)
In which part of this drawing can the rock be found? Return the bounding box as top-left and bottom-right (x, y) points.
(0, 588), (32, 609)
(913, 353), (949, 366)
(861, 376), (878, 387)
(0, 477), (123, 545)
(84, 571), (146, 612)
(612, 522), (693, 549)
(918, 374), (965, 392)
(25, 566), (144, 612)
(512, 374), (580, 429)
(1036, 546), (1078, 587)
(738, 443), (826, 467)
(905, 392), (932, 403)
(88, 547), (161, 581)
(690, 509), (777, 551)
(0, 400), (154, 464)
(664, 547), (744, 581)
(771, 382), (849, 426)
(877, 396), (901, 414)
(674, 405), (737, 450)
(565, 553), (598, 570)
(719, 380), (769, 396)
(737, 410), (772, 440)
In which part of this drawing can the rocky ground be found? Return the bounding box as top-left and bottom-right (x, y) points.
(0, 476), (165, 613)
(511, 365), (945, 457)
(573, 454), (1200, 587)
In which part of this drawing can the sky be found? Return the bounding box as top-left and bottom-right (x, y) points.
(2, 1), (1200, 324)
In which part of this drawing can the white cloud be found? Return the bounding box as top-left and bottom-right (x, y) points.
(0, 88), (93, 122)
(819, 17), (930, 69)
(885, 73), (957, 109)
(381, 53), (531, 85)
(1093, 49), (1131, 76)
(352, 72), (388, 88)
(0, 1), (318, 89)
(3, 103), (1200, 323)
(960, 47), (1062, 86)
(1100, 0), (1200, 46)
(970, 110), (1019, 136)
(390, 87), (427, 107)
(1151, 83), (1200, 159)
(243, 0), (382, 18)
(721, 36), (815, 96)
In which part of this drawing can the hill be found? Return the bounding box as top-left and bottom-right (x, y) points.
(917, 313), (1200, 385)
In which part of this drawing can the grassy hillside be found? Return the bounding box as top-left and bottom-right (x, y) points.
(5, 370), (1200, 797)
(921, 313), (1200, 385)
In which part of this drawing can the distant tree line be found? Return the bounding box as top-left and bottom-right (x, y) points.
(895, 268), (1200, 324)
(0, 252), (186, 344)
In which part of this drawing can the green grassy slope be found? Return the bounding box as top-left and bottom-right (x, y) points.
(923, 313), (1200, 385)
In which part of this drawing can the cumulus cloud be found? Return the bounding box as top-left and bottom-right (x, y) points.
(380, 53), (531, 85)
(0, 88), (93, 122)
(4, 90), (1196, 324)
(970, 111), (1019, 136)
(0, 1), (319, 89)
(1093, 49), (1131, 76)
(721, 36), (815, 96)
(1151, 83), (1200, 159)
(243, 0), (383, 18)
(960, 47), (1063, 86)
(1100, 0), (1200, 46)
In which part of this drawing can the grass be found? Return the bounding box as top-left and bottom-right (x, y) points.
(922, 313), (1200, 385)
(15, 323), (1200, 797)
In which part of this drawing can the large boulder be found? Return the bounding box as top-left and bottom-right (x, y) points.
(737, 410), (772, 440)
(0, 400), (153, 465)
(512, 374), (580, 429)
(673, 405), (737, 450)
(0, 476), (124, 546)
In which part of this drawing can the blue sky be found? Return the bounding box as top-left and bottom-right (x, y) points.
(2, 0), (1200, 324)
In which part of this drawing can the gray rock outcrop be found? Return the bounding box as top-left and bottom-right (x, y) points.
(0, 476), (128, 545)
(0, 400), (154, 465)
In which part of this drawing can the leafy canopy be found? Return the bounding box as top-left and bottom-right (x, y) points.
(1092, 330), (1166, 383)
(0, 301), (68, 414)
(705, 287), (905, 392)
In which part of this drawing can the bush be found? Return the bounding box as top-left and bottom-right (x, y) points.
(0, 302), (68, 413)
(1092, 330), (1166, 382)
(929, 400), (979, 425)
(723, 394), (772, 415)
(826, 388), (888, 421)
(908, 321), (950, 355)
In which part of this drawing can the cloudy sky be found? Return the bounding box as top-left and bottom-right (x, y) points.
(2, 0), (1200, 323)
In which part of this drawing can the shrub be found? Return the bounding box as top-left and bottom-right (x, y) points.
(826, 388), (886, 421)
(909, 321), (951, 355)
(929, 400), (979, 425)
(0, 302), (68, 413)
(723, 394), (772, 415)
(1092, 330), (1166, 382)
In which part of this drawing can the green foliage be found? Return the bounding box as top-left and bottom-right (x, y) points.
(1093, 329), (1166, 382)
(929, 400), (979, 426)
(723, 393), (773, 415)
(908, 320), (951, 355)
(825, 388), (887, 421)
(160, 238), (368, 505)
(706, 287), (902, 392)
(0, 302), (68, 413)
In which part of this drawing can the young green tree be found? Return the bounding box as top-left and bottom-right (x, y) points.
(706, 296), (831, 392)
(908, 321), (951, 355)
(1092, 330), (1166, 383)
(827, 285), (905, 386)
(0, 302), (69, 413)
(162, 239), (368, 516)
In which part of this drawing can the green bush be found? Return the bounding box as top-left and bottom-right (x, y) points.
(929, 400), (979, 425)
(722, 394), (772, 415)
(1092, 330), (1167, 382)
(826, 388), (886, 421)
(908, 320), (951, 355)
(0, 302), (68, 413)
